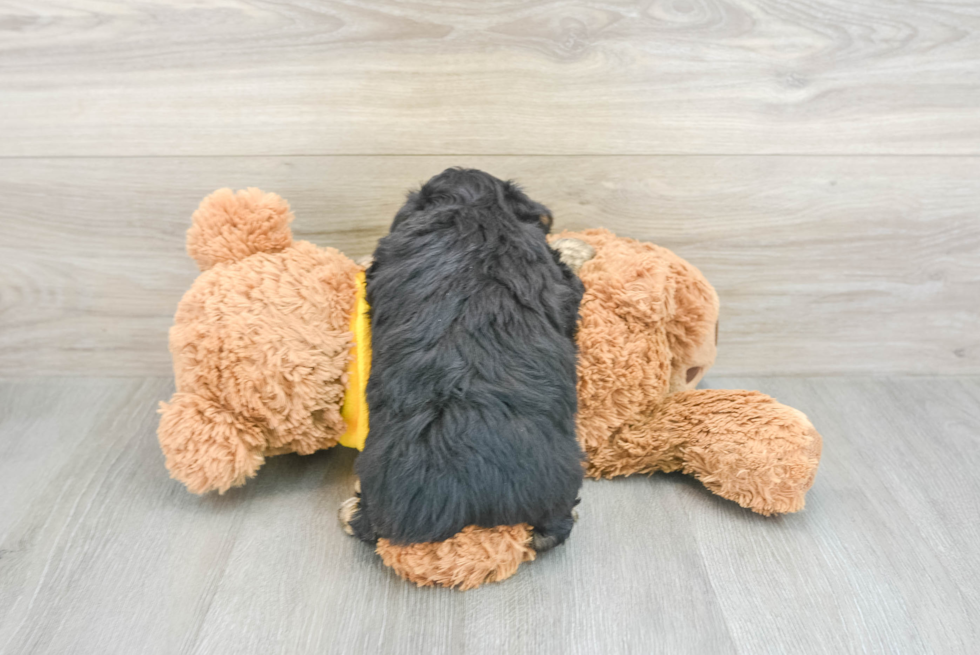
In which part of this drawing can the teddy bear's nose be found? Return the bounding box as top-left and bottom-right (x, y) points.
(686, 367), (702, 384)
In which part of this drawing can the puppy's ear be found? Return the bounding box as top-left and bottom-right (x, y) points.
(521, 199), (553, 233)
(503, 181), (553, 234)
(537, 207), (554, 232)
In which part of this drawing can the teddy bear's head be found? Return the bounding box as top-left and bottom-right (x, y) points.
(551, 229), (719, 468)
(160, 188), (361, 494)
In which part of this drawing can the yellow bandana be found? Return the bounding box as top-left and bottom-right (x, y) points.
(339, 271), (371, 450)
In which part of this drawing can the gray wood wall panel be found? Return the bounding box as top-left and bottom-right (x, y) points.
(1, 377), (977, 654)
(2, 1), (980, 156)
(1, 156), (977, 376)
(2, 1), (978, 376)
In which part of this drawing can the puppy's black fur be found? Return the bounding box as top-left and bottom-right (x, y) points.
(349, 168), (584, 549)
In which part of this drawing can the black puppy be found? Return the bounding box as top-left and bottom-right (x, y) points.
(345, 168), (584, 551)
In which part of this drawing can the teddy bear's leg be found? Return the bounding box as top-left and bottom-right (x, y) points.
(600, 390), (822, 515)
(339, 489), (540, 589)
(374, 525), (536, 591)
(157, 392), (267, 494)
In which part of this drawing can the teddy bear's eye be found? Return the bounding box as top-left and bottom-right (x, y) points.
(686, 367), (702, 384)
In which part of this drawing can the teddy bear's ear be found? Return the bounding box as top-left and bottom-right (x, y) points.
(186, 188), (294, 270)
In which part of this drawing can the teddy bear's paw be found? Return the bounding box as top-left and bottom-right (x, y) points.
(698, 422), (823, 516)
(338, 496), (360, 536)
(157, 393), (267, 494)
(758, 424), (823, 514)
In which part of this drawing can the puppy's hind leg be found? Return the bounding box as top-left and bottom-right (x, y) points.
(531, 503), (579, 553)
(338, 495), (378, 544)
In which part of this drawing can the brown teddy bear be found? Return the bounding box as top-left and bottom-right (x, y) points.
(158, 188), (822, 590)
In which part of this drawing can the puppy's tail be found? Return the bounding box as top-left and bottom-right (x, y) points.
(376, 524), (536, 591)
(186, 188), (294, 271)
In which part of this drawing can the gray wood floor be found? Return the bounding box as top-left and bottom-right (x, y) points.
(1, 376), (977, 655)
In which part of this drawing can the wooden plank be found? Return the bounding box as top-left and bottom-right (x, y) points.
(0, 377), (736, 655)
(0, 378), (149, 539)
(0, 377), (240, 655)
(1, 377), (979, 653)
(186, 447), (738, 655)
(694, 377), (980, 654)
(2, 1), (980, 156)
(1, 155), (977, 376)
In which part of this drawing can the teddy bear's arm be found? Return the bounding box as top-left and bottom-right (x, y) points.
(599, 389), (822, 515)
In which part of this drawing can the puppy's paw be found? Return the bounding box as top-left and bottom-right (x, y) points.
(338, 496), (360, 536)
(551, 238), (596, 274)
(531, 530), (561, 553)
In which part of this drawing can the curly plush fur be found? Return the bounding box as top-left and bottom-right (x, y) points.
(376, 524), (536, 591)
(158, 189), (360, 493)
(347, 169), (585, 549)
